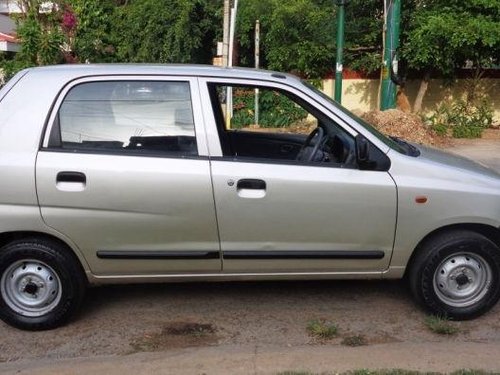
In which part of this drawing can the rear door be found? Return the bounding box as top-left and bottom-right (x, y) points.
(36, 76), (221, 276)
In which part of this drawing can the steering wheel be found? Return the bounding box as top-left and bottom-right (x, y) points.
(296, 127), (326, 162)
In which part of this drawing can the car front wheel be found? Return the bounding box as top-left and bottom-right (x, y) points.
(0, 238), (86, 330)
(409, 230), (500, 320)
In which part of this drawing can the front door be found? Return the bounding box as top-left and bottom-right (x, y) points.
(36, 77), (221, 275)
(202, 80), (397, 273)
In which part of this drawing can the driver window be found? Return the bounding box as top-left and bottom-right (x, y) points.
(208, 83), (354, 166)
(216, 85), (317, 135)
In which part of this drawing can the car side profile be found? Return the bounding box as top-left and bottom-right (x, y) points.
(0, 65), (499, 330)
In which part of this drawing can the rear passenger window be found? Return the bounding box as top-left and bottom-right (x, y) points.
(52, 81), (197, 156)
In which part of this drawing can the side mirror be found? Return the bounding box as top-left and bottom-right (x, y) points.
(355, 134), (376, 170)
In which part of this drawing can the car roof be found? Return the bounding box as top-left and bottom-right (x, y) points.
(27, 64), (301, 84)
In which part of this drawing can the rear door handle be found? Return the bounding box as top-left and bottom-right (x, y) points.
(237, 179), (266, 190)
(56, 171), (86, 192)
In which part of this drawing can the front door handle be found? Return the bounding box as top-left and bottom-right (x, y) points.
(237, 179), (266, 190)
(236, 179), (266, 199)
(56, 171), (86, 192)
(57, 171), (86, 183)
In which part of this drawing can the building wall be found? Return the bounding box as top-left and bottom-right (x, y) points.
(322, 78), (500, 124)
(0, 14), (14, 33)
(0, 0), (53, 14)
(0, 0), (19, 14)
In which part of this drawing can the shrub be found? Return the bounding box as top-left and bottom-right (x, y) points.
(231, 88), (308, 128)
(426, 76), (494, 139)
(424, 315), (459, 335)
(341, 334), (367, 347)
(306, 319), (338, 340)
(427, 97), (493, 139)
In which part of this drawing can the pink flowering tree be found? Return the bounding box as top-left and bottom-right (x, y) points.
(61, 6), (78, 62)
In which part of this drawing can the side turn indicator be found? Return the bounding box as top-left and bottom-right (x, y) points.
(415, 196), (428, 204)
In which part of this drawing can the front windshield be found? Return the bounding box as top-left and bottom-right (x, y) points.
(301, 80), (407, 154)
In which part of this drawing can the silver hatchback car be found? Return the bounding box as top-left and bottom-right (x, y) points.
(0, 65), (499, 330)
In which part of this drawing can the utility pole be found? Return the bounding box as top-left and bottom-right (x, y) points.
(254, 20), (260, 69)
(254, 19), (260, 127)
(224, 0), (238, 128)
(222, 0), (231, 68)
(380, 0), (401, 110)
(228, 0), (238, 68)
(334, 0), (347, 103)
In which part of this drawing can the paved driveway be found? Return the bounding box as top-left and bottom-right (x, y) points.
(448, 139), (500, 172)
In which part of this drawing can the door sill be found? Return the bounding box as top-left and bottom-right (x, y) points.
(88, 270), (391, 284)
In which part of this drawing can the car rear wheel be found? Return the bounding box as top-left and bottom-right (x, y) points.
(409, 230), (500, 320)
(0, 238), (86, 330)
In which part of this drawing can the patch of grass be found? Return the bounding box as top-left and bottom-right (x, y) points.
(350, 370), (494, 375)
(341, 334), (367, 347)
(129, 322), (217, 353)
(424, 315), (459, 335)
(306, 319), (338, 340)
(278, 370), (495, 375)
(349, 371), (423, 375)
(165, 322), (215, 337)
(349, 371), (442, 375)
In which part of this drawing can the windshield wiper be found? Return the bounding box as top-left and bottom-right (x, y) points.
(389, 136), (421, 157)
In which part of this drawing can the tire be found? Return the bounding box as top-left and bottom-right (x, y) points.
(409, 230), (500, 320)
(0, 238), (86, 330)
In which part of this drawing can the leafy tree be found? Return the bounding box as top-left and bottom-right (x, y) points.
(238, 0), (335, 78)
(343, 0), (384, 73)
(0, 0), (65, 79)
(112, 0), (220, 64)
(3, 0), (498, 116)
(237, 0), (273, 68)
(1, 0), (221, 80)
(402, 0), (500, 112)
(237, 0), (389, 78)
(265, 0), (335, 78)
(69, 0), (117, 62)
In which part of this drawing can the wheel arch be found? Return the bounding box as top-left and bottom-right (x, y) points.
(0, 231), (89, 283)
(404, 223), (500, 279)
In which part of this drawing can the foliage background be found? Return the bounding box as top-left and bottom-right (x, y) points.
(0, 0), (498, 121)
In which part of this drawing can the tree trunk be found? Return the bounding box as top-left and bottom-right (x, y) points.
(397, 88), (412, 112)
(413, 70), (431, 113)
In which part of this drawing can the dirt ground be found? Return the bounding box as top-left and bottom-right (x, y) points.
(0, 136), (499, 375)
